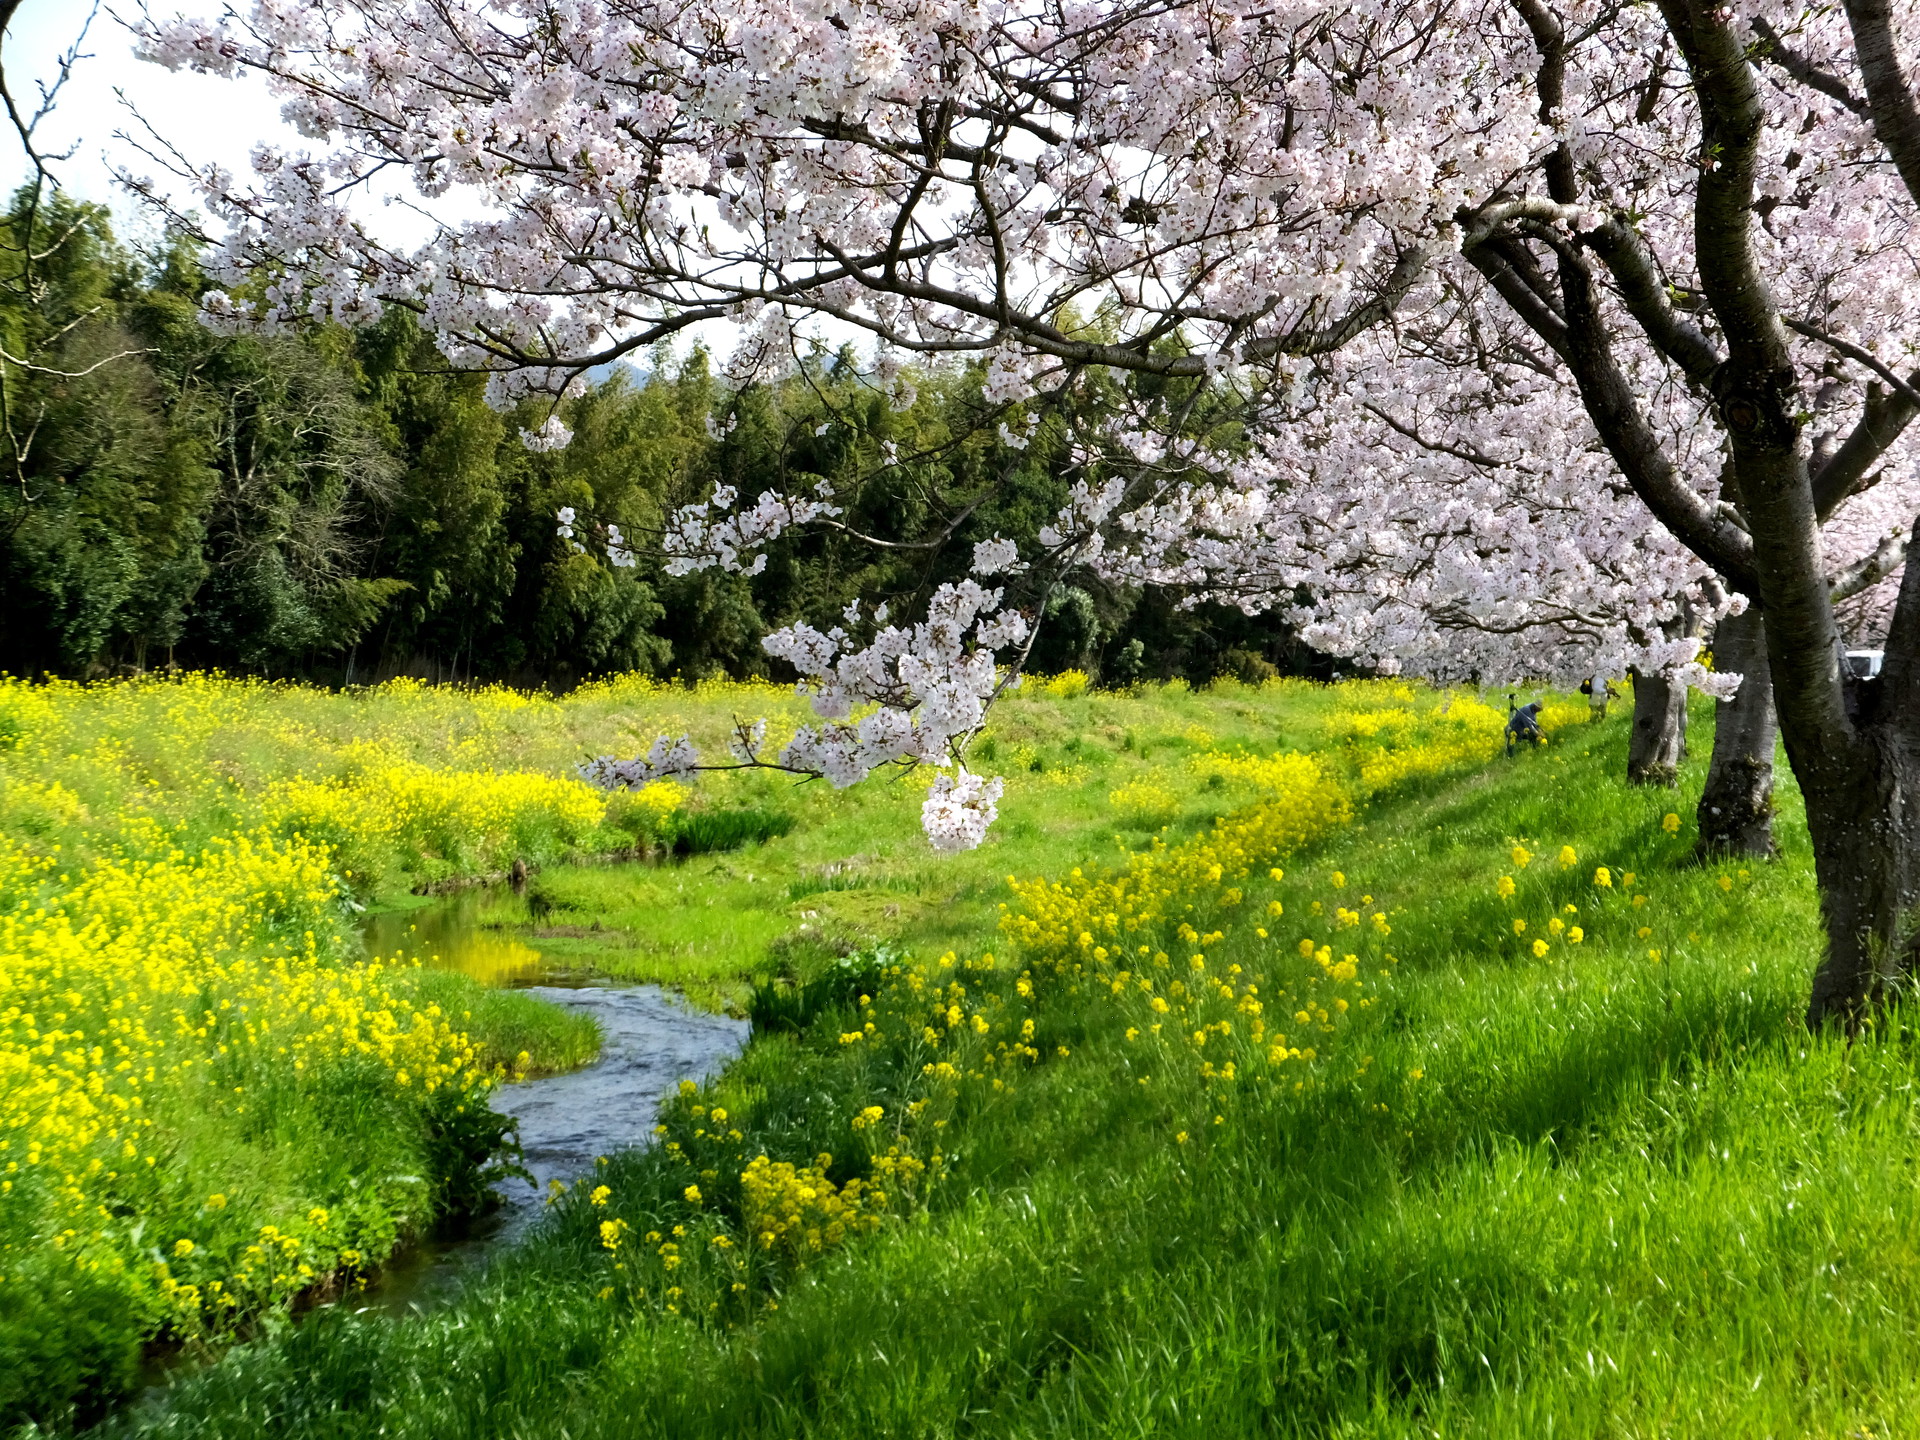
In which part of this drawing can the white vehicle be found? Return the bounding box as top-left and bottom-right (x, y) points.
(1845, 650), (1885, 680)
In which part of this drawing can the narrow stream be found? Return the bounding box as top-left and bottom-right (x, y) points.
(357, 885), (749, 1311)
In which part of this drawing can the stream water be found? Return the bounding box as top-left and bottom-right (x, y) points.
(356, 886), (749, 1311)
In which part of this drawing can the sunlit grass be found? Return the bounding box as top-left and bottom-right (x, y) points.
(94, 684), (1904, 1440)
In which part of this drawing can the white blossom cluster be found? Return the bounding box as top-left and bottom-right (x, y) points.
(521, 417), (574, 453)
(971, 536), (1025, 576)
(133, 0), (1548, 396)
(577, 732), (699, 789)
(576, 580), (1026, 849)
(556, 506), (638, 567)
(763, 580), (1027, 785)
(921, 771), (1006, 853)
(662, 484), (841, 577)
(1082, 327), (1744, 692)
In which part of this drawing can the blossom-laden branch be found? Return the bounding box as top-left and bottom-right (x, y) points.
(577, 583), (1025, 851)
(137, 0), (1920, 858)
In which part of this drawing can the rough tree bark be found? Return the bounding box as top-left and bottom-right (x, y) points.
(1695, 606), (1778, 858)
(1675, 0), (1920, 1028)
(1627, 667), (1688, 786)
(1470, 0), (1920, 1028)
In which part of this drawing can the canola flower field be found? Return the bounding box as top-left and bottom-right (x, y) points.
(0, 671), (1557, 1426)
(43, 674), (1892, 1440)
(0, 672), (830, 1423)
(17, 671), (1897, 1438)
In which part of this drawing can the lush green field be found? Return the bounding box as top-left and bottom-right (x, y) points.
(3, 669), (1514, 1426)
(0, 673), (827, 1424)
(407, 673), (1532, 1006)
(65, 677), (1920, 1440)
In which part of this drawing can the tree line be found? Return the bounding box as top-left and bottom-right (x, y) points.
(0, 193), (1310, 689)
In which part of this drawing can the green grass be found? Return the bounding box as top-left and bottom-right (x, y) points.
(460, 678), (1388, 1008)
(94, 687), (1920, 1440)
(408, 971), (603, 1076)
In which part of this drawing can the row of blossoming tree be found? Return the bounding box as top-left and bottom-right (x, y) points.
(135, 0), (1920, 1027)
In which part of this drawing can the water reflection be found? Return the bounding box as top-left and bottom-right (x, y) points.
(360, 889), (561, 987)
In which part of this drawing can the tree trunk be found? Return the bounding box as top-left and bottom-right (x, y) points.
(1798, 733), (1920, 1029)
(1627, 668), (1688, 786)
(1695, 606), (1777, 858)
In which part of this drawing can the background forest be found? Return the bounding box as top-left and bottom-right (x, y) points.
(0, 192), (1315, 689)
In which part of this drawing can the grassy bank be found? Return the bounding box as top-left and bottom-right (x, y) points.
(465, 676), (1569, 1007)
(79, 682), (1897, 1439)
(0, 673), (838, 1425)
(6, 670), (1516, 1425)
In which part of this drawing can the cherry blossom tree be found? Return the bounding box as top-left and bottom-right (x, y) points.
(1080, 296), (1920, 854)
(1434, 0), (1920, 1026)
(134, 0), (1920, 1025)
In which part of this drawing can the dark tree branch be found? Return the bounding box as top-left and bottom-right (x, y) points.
(1751, 16), (1870, 115)
(1830, 527), (1909, 601)
(1461, 240), (1575, 365)
(1582, 217), (1723, 383)
(1813, 381), (1920, 522)
(1508, 0), (1580, 203)
(1661, 0), (1856, 768)
(1785, 315), (1920, 408)
(1840, 0), (1920, 205)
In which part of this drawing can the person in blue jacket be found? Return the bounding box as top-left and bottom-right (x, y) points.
(1505, 698), (1546, 757)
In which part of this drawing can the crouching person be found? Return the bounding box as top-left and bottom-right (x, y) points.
(1505, 700), (1546, 757)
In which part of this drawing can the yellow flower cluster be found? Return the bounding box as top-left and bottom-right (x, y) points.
(1493, 844), (1663, 959)
(739, 1152), (886, 1258)
(0, 671), (769, 1354)
(1007, 751), (1351, 958)
(1323, 690), (1584, 792)
(0, 673), (624, 890)
(0, 831), (488, 1326)
(607, 780), (685, 841)
(572, 673), (797, 707)
(1029, 670), (1092, 699)
(1107, 779), (1183, 828)
(260, 749), (607, 880)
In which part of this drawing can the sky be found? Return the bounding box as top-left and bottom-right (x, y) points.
(1, 2), (299, 243)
